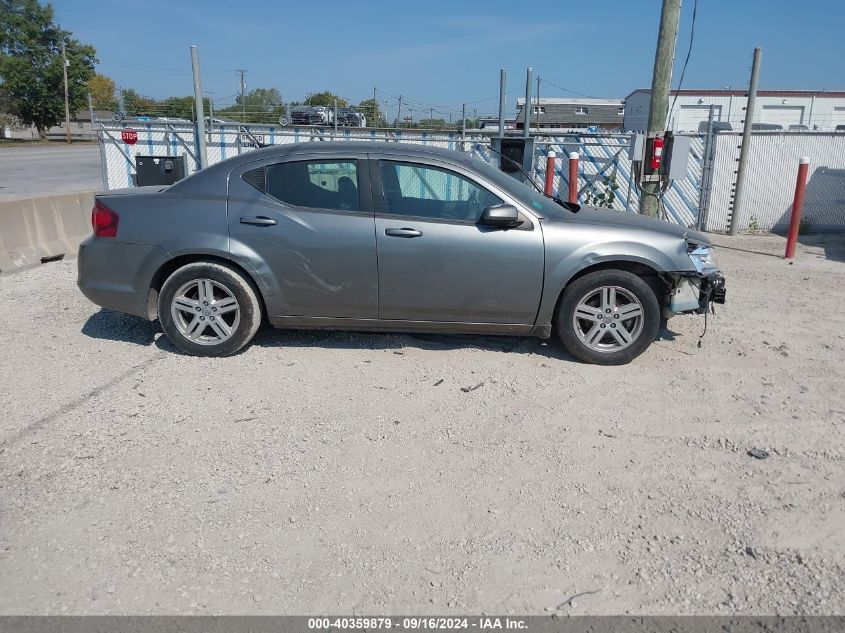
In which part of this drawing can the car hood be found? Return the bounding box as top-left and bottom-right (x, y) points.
(542, 205), (710, 245)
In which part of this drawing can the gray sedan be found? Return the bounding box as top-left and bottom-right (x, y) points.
(77, 142), (725, 364)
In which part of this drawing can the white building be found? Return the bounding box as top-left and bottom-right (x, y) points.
(623, 89), (845, 132)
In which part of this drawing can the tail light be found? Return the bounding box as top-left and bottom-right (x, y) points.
(92, 201), (119, 238)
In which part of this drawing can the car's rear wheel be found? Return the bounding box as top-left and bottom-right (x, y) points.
(557, 269), (660, 365)
(158, 262), (261, 357)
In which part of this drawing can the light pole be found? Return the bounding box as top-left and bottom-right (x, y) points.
(61, 40), (71, 144)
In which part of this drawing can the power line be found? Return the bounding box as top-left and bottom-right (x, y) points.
(98, 55), (231, 74)
(539, 78), (597, 99)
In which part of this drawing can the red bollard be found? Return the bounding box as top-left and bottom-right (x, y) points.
(568, 152), (579, 204)
(784, 156), (810, 259)
(544, 151), (556, 196)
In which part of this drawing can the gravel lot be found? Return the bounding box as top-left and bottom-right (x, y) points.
(0, 233), (843, 615)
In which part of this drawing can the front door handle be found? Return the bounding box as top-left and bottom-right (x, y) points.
(240, 216), (277, 226)
(384, 227), (422, 238)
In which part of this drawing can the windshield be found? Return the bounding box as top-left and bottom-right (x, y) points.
(464, 154), (573, 220)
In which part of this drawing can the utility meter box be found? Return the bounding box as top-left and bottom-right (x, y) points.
(661, 134), (691, 180)
(629, 132), (690, 182)
(491, 137), (535, 182)
(135, 155), (186, 187)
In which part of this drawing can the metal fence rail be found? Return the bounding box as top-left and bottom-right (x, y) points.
(96, 121), (706, 227)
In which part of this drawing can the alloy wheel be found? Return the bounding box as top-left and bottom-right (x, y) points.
(572, 285), (645, 353)
(170, 279), (241, 346)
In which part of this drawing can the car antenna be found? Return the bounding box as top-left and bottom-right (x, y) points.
(475, 143), (580, 213)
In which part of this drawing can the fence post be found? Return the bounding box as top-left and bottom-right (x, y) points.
(544, 150), (556, 196)
(697, 105), (716, 230)
(784, 157), (810, 259)
(568, 152), (579, 203)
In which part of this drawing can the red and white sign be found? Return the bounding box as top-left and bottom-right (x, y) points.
(121, 128), (138, 145)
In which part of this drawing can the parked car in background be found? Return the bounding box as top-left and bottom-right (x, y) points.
(337, 108), (367, 127)
(751, 123), (783, 131)
(155, 117), (192, 124)
(788, 124), (809, 131)
(77, 142), (725, 365)
(289, 105), (334, 126)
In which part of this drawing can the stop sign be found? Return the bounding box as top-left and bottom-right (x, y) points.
(121, 128), (138, 145)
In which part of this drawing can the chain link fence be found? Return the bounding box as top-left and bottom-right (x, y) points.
(96, 120), (707, 226)
(705, 131), (845, 233)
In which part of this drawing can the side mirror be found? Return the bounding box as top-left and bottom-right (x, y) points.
(478, 204), (523, 229)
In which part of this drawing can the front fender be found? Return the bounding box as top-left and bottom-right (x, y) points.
(533, 225), (695, 333)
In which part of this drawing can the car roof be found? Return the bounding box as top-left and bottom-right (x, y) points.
(234, 141), (473, 163)
(170, 141), (478, 194)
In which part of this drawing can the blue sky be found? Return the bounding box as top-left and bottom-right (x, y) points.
(52, 0), (844, 120)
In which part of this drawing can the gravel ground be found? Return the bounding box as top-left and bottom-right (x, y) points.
(0, 232), (843, 615)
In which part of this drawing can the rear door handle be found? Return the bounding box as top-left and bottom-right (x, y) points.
(240, 216), (277, 226)
(384, 227), (422, 238)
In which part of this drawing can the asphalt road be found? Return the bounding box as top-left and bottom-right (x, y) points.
(0, 144), (102, 201)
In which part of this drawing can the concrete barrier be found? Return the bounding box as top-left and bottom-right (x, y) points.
(0, 191), (94, 275)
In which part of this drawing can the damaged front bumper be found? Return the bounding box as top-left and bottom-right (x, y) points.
(664, 272), (727, 317)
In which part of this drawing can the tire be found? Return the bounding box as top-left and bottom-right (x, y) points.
(556, 269), (661, 365)
(157, 262), (262, 357)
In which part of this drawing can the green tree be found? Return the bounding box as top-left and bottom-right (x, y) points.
(121, 88), (156, 117)
(217, 87), (286, 124)
(0, 0), (97, 138)
(238, 87), (282, 111)
(418, 118), (449, 129)
(307, 90), (347, 108)
(357, 98), (384, 127)
(160, 95), (195, 119)
(87, 73), (115, 110)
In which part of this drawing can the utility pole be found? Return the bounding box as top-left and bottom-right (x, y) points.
(333, 98), (338, 134)
(191, 45), (208, 169)
(461, 103), (466, 141)
(87, 92), (95, 140)
(236, 69), (247, 123)
(536, 75), (541, 128)
(729, 47), (762, 235)
(397, 95), (403, 128)
(639, 0), (682, 217)
(429, 107), (433, 125)
(373, 85), (377, 125)
(61, 41), (71, 144)
(498, 68), (506, 134)
(523, 66), (533, 138)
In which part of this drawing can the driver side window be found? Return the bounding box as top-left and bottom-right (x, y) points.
(379, 161), (502, 222)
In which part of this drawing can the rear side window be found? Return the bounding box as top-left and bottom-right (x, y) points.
(242, 160), (360, 212)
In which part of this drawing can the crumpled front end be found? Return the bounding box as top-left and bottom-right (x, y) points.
(663, 241), (727, 317)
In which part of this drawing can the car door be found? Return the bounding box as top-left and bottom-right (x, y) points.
(371, 156), (544, 325)
(227, 153), (377, 319)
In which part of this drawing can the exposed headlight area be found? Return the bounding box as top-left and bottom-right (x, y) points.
(687, 242), (719, 274)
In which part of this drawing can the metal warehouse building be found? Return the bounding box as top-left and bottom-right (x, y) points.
(515, 98), (624, 130)
(624, 89), (845, 132)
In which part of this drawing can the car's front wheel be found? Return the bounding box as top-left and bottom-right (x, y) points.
(557, 269), (660, 365)
(158, 262), (262, 357)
